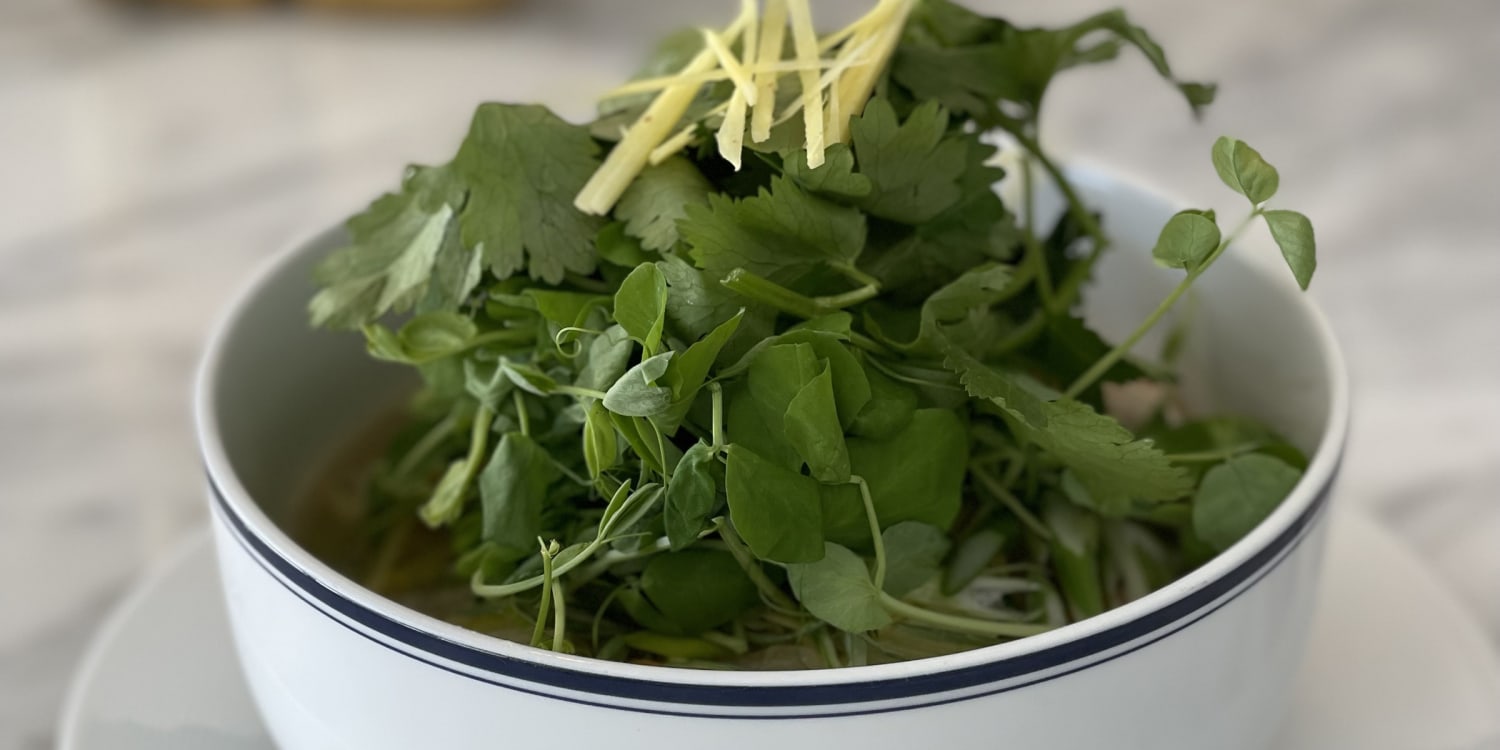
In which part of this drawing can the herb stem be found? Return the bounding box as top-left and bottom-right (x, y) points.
(1011, 129), (1106, 247)
(362, 516), (413, 593)
(1063, 209), (1260, 399)
(815, 627), (842, 668)
(715, 517), (800, 611)
(1020, 154), (1057, 310)
(551, 578), (568, 652)
(721, 269), (824, 318)
(468, 328), (536, 353)
(849, 332), (893, 357)
(878, 592), (1052, 639)
(531, 541), (556, 648)
(853, 475), (887, 591)
(392, 412), (458, 479)
(832, 262), (881, 288)
(513, 391), (530, 437)
(815, 283), (880, 310)
(709, 382), (725, 449)
(988, 310), (1047, 357)
(972, 467), (1053, 542)
(722, 268), (879, 319)
(1164, 442), (1265, 463)
(554, 384), (610, 400)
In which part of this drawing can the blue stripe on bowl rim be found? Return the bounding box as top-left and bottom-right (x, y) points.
(208, 464), (1335, 718)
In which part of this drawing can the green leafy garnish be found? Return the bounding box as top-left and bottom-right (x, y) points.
(304, 0), (1320, 670)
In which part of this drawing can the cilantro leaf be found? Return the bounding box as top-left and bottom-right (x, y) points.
(782, 143), (872, 198)
(1016, 400), (1193, 514)
(616, 157), (712, 252)
(680, 175), (867, 283)
(310, 164), (467, 328)
(452, 104), (605, 284)
(892, 8), (1214, 128)
(849, 99), (969, 224)
(938, 332), (1049, 429)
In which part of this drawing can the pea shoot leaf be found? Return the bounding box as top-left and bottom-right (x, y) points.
(613, 263), (668, 354)
(1193, 454), (1303, 551)
(1152, 210), (1221, 271)
(850, 409), (969, 529)
(787, 543), (893, 633)
(640, 550), (760, 634)
(664, 442), (722, 550)
(1264, 209), (1317, 290)
(784, 364), (851, 483)
(880, 522), (951, 596)
(1212, 137), (1279, 205)
(479, 432), (561, 559)
(724, 444), (825, 563)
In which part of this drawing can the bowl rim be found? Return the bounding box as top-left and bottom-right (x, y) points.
(193, 164), (1349, 708)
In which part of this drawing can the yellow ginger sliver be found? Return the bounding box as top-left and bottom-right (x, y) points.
(751, 0), (790, 143)
(574, 16), (750, 215)
(716, 0), (759, 170)
(702, 28), (757, 107)
(785, 0), (825, 168)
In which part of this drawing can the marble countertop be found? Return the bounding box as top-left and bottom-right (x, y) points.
(2, 0), (1497, 746)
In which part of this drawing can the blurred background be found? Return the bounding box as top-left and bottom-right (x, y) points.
(1, 0), (1497, 746)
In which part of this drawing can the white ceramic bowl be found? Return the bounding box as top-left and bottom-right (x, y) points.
(194, 166), (1348, 750)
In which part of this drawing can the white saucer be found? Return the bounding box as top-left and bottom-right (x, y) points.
(57, 510), (1500, 750)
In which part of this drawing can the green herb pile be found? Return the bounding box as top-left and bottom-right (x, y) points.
(306, 0), (1319, 669)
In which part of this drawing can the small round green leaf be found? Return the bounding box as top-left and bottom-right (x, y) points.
(880, 522), (951, 596)
(724, 444), (825, 563)
(613, 262), (668, 354)
(640, 550), (760, 634)
(1211, 136), (1280, 205)
(663, 442), (721, 550)
(1151, 210), (1222, 270)
(1193, 454), (1303, 551)
(787, 543), (893, 633)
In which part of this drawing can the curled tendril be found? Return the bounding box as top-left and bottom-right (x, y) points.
(553, 326), (603, 358)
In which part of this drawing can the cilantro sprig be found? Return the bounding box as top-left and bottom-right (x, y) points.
(306, 0), (1318, 669)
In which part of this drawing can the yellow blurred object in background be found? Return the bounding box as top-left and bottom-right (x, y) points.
(117, 0), (515, 12)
